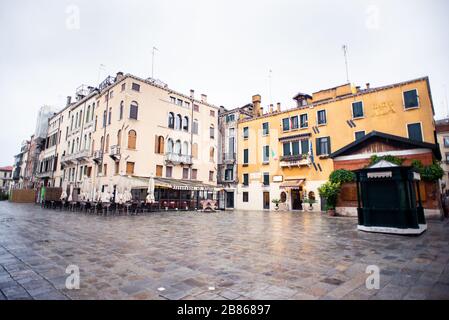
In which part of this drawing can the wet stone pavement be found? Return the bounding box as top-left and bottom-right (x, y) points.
(0, 201), (449, 300)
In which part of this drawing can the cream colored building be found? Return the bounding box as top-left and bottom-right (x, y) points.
(87, 73), (219, 197)
(436, 118), (449, 193)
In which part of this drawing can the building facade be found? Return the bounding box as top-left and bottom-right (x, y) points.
(0, 166), (13, 193)
(237, 77), (437, 211)
(436, 118), (449, 193)
(217, 104), (253, 209)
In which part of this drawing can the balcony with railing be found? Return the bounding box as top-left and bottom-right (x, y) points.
(109, 145), (121, 161)
(165, 152), (192, 165)
(61, 153), (76, 165)
(93, 150), (103, 164)
(280, 154), (312, 168)
(223, 152), (236, 163)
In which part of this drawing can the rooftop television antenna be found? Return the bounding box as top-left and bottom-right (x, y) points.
(342, 45), (350, 83)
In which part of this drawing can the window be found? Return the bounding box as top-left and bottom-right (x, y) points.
(170, 96), (176, 104)
(86, 106), (91, 123)
(155, 135), (164, 154)
(444, 136), (449, 148)
(291, 116), (299, 130)
(352, 101), (364, 118)
(225, 168), (233, 181)
(121, 83), (126, 92)
(117, 130), (121, 147)
(174, 140), (181, 155)
(193, 104), (199, 112)
(108, 108), (112, 125)
(283, 142), (291, 156)
(226, 114), (235, 123)
(262, 122), (269, 135)
(355, 131), (365, 141)
(243, 127), (249, 139)
(128, 130), (137, 149)
(177, 99), (183, 106)
(103, 110), (107, 128)
(300, 114), (308, 128)
(183, 168), (189, 179)
(109, 91), (113, 99)
(155, 165), (163, 177)
(130, 101), (138, 120)
(191, 169), (197, 180)
(292, 141), (300, 155)
(263, 173), (270, 186)
(407, 123), (423, 142)
(262, 145), (269, 163)
(243, 192), (249, 202)
(192, 119), (199, 134)
(131, 83), (140, 92)
(105, 134), (109, 153)
(166, 139), (174, 153)
(317, 110), (327, 125)
(209, 171), (214, 182)
(282, 118), (290, 131)
(168, 112), (175, 129)
(192, 143), (198, 159)
(119, 101), (124, 120)
(103, 164), (108, 176)
(301, 139), (309, 154)
(404, 89), (419, 109)
(175, 114), (182, 130)
(210, 125), (215, 139)
(182, 141), (189, 155)
(316, 137), (331, 155)
(185, 101), (190, 108)
(210, 110), (215, 117)
(183, 116), (189, 131)
(243, 174), (249, 186)
(210, 147), (215, 162)
(243, 149), (249, 164)
(126, 162), (135, 175)
(115, 162), (119, 175)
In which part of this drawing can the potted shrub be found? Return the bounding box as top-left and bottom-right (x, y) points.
(272, 199), (281, 211)
(318, 182), (341, 216)
(302, 197), (317, 211)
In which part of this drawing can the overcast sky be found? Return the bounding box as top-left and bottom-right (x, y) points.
(1, 0), (448, 166)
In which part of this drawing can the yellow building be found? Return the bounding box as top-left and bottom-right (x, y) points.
(237, 77), (437, 211)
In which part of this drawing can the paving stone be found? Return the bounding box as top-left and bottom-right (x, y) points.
(0, 201), (448, 300)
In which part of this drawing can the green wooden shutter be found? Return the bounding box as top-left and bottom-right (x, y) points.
(326, 137), (331, 154)
(316, 138), (321, 155)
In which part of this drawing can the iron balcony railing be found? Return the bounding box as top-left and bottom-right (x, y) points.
(165, 152), (192, 165)
(280, 154), (311, 168)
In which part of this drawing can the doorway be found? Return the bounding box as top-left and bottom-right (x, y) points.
(225, 191), (234, 209)
(263, 192), (270, 210)
(291, 189), (303, 210)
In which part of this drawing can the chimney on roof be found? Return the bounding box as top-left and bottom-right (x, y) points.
(276, 102), (281, 112)
(190, 89), (194, 99)
(269, 104), (274, 113)
(366, 83), (370, 90)
(201, 94), (207, 103)
(66, 96), (72, 106)
(115, 71), (124, 81)
(252, 94), (261, 117)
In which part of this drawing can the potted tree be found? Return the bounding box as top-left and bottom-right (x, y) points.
(318, 182), (341, 216)
(302, 197), (317, 211)
(272, 198), (281, 211)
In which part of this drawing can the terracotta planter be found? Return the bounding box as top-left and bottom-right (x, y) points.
(327, 209), (336, 216)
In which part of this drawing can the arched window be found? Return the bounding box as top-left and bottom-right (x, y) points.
(209, 125), (215, 139)
(79, 111), (83, 127)
(91, 140), (95, 154)
(192, 119), (199, 134)
(105, 134), (110, 152)
(192, 143), (198, 159)
(68, 141), (71, 154)
(280, 192), (287, 203)
(92, 103), (95, 121)
(117, 130), (122, 147)
(155, 136), (164, 154)
(174, 140), (181, 155)
(119, 101), (124, 120)
(83, 134), (87, 150)
(100, 136), (104, 150)
(128, 130), (137, 149)
(86, 106), (90, 123)
(210, 147), (215, 162)
(183, 116), (189, 131)
(108, 108), (112, 125)
(167, 138), (174, 153)
(175, 114), (182, 130)
(182, 141), (189, 155)
(130, 101), (138, 120)
(88, 133), (92, 150)
(168, 112), (174, 129)
(76, 138), (79, 151)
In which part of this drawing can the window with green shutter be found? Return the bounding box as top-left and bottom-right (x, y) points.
(263, 173), (270, 186)
(243, 149), (249, 164)
(282, 118), (290, 131)
(407, 123), (423, 142)
(283, 142), (291, 156)
(292, 141), (300, 155)
(404, 89), (419, 109)
(243, 174), (249, 186)
(352, 101), (364, 118)
(263, 145), (269, 162)
(301, 139), (309, 154)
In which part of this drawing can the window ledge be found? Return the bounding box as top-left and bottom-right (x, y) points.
(404, 106), (420, 110)
(242, 164), (249, 167)
(317, 123), (327, 127)
(352, 116), (365, 120)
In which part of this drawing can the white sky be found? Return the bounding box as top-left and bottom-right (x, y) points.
(1, 0), (448, 166)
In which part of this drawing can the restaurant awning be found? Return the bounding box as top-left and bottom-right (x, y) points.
(279, 179), (305, 189)
(125, 176), (215, 191)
